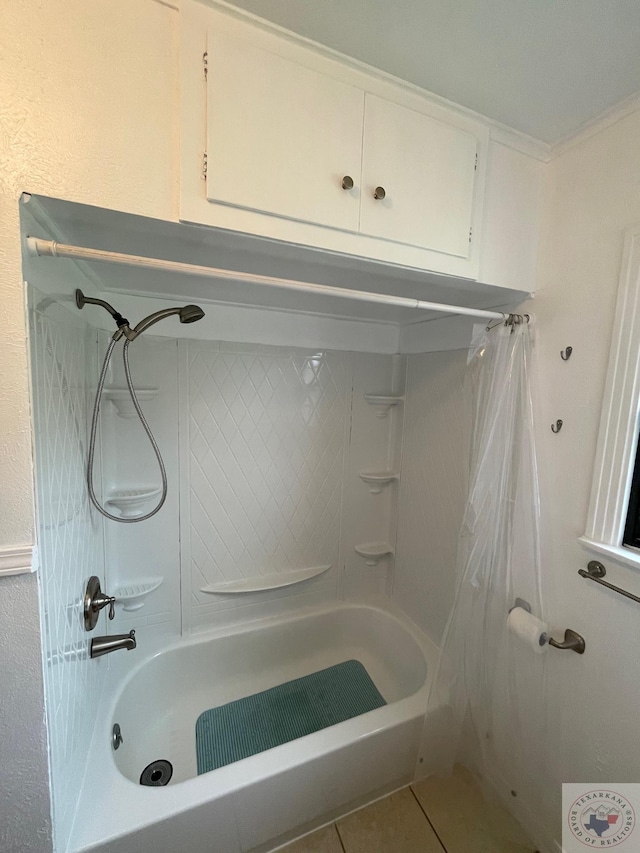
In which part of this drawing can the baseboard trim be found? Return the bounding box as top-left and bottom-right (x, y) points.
(0, 545), (35, 576)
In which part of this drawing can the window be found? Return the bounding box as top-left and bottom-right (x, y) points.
(624, 432), (640, 550)
(581, 227), (640, 569)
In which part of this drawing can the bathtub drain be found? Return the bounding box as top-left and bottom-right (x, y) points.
(140, 759), (173, 786)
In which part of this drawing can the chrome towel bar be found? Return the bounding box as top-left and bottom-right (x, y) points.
(579, 560), (640, 605)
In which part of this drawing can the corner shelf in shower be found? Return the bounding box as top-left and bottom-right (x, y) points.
(105, 487), (162, 518)
(103, 386), (159, 419)
(115, 578), (163, 611)
(354, 542), (395, 566)
(363, 394), (404, 418)
(200, 565), (332, 595)
(358, 471), (400, 493)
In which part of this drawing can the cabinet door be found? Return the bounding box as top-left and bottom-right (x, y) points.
(206, 33), (364, 231)
(360, 94), (479, 257)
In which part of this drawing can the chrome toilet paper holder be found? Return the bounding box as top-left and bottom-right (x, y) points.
(510, 598), (585, 654)
(547, 628), (585, 654)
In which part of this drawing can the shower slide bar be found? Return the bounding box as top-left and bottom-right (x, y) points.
(26, 237), (510, 322)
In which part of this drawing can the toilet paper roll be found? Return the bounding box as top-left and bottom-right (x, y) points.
(507, 606), (548, 654)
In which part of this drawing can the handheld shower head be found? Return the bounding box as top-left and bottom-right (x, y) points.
(179, 305), (206, 324)
(76, 290), (205, 339)
(129, 305), (205, 339)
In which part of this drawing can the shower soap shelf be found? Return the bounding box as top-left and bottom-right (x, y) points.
(200, 565), (332, 595)
(358, 471), (399, 493)
(115, 578), (163, 611)
(354, 542), (394, 566)
(364, 394), (404, 418)
(103, 386), (159, 419)
(105, 488), (162, 518)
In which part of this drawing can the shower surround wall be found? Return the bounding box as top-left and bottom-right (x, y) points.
(28, 290), (106, 853)
(394, 349), (471, 644)
(181, 341), (351, 631)
(100, 335), (405, 642)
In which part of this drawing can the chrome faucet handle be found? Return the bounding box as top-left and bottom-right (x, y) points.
(93, 592), (116, 620)
(84, 576), (117, 631)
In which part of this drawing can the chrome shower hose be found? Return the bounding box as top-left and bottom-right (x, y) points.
(87, 337), (167, 523)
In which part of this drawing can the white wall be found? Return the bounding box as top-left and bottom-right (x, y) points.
(530, 107), (640, 833)
(396, 108), (640, 848)
(0, 1), (178, 849)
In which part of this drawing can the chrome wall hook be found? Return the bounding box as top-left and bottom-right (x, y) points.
(551, 419), (563, 433)
(561, 346), (573, 361)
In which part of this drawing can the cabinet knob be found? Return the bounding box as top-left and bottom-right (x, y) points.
(341, 175), (354, 190)
(374, 186), (386, 200)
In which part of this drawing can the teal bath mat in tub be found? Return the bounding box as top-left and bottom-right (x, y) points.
(195, 659), (386, 774)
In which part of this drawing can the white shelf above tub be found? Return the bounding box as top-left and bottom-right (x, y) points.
(24, 196), (529, 356)
(115, 578), (163, 611)
(105, 487), (162, 518)
(358, 471), (400, 493)
(364, 394), (404, 418)
(354, 542), (395, 566)
(200, 565), (332, 595)
(103, 386), (159, 419)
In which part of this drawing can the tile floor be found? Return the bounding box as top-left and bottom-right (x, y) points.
(278, 766), (538, 853)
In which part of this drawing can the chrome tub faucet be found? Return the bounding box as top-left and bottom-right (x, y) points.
(90, 630), (136, 658)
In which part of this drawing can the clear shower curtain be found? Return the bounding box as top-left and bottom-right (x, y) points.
(421, 318), (548, 813)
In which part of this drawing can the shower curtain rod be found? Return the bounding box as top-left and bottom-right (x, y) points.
(26, 237), (508, 321)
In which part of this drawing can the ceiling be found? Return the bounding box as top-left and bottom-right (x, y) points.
(220, 0), (640, 144)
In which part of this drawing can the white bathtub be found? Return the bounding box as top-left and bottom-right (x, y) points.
(71, 601), (436, 853)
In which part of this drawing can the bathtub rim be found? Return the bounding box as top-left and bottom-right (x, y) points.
(69, 597), (437, 852)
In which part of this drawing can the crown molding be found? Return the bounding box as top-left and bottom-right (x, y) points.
(550, 90), (640, 158)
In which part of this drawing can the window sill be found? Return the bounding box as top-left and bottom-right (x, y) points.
(578, 536), (640, 572)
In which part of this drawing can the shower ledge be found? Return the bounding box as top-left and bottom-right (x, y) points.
(354, 542), (395, 566)
(363, 394), (404, 418)
(200, 565), (332, 594)
(358, 471), (399, 493)
(115, 578), (163, 611)
(105, 487), (162, 518)
(103, 386), (159, 419)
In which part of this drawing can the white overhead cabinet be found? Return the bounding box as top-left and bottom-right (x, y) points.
(206, 36), (364, 232)
(181, 2), (544, 293)
(359, 94), (478, 256)
(206, 33), (479, 259)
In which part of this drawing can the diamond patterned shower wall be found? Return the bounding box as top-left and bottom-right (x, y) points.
(184, 342), (351, 628)
(29, 294), (105, 853)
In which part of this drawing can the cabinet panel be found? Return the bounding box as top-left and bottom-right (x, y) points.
(478, 140), (544, 292)
(207, 33), (364, 231)
(360, 94), (479, 257)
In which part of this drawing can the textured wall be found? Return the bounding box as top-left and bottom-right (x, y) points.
(0, 574), (52, 853)
(393, 350), (470, 643)
(0, 1), (179, 850)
